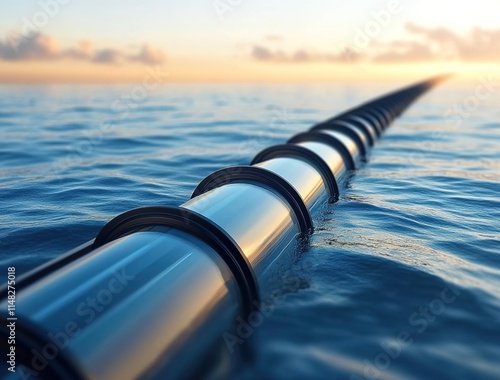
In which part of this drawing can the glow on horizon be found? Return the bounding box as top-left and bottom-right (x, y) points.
(1, 0), (499, 83)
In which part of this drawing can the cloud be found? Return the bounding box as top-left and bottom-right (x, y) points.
(373, 23), (500, 62)
(252, 44), (363, 63)
(252, 24), (500, 64)
(0, 33), (59, 60)
(372, 41), (437, 62)
(405, 23), (461, 47)
(92, 49), (123, 64)
(129, 44), (165, 64)
(64, 40), (93, 60)
(0, 33), (166, 65)
(252, 45), (282, 61)
(460, 27), (500, 61)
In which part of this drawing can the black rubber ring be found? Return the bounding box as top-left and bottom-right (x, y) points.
(339, 114), (377, 144)
(357, 109), (386, 134)
(354, 111), (383, 136)
(192, 166), (313, 236)
(377, 105), (395, 121)
(369, 107), (392, 127)
(93, 206), (260, 320)
(251, 144), (340, 203)
(323, 116), (374, 147)
(373, 102), (396, 120)
(288, 131), (356, 170)
(311, 122), (367, 157)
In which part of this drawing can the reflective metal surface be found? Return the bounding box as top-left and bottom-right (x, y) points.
(295, 141), (347, 185)
(318, 129), (361, 167)
(3, 230), (240, 380)
(331, 120), (370, 153)
(182, 183), (299, 277)
(255, 157), (326, 210)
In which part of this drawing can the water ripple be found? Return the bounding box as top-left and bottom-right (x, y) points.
(0, 83), (499, 379)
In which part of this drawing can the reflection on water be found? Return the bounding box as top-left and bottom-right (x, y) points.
(0, 82), (499, 379)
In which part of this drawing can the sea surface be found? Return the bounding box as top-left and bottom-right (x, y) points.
(0, 82), (499, 379)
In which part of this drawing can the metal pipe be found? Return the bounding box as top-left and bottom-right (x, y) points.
(5, 230), (241, 380)
(0, 76), (447, 380)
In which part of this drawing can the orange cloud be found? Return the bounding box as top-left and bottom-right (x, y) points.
(130, 45), (165, 65)
(252, 45), (363, 63)
(0, 33), (166, 65)
(372, 41), (436, 62)
(251, 25), (500, 64)
(0, 33), (60, 60)
(402, 23), (500, 61)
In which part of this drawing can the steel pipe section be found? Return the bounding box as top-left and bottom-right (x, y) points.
(0, 77), (445, 380)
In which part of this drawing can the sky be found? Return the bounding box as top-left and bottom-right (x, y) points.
(0, 0), (499, 83)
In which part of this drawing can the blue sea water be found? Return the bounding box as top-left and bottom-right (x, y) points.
(0, 82), (499, 379)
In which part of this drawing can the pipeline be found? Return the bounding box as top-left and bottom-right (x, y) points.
(0, 76), (446, 380)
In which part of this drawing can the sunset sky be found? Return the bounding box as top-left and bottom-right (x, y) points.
(1, 0), (499, 83)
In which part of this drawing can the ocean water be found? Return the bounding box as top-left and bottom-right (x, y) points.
(0, 82), (499, 379)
